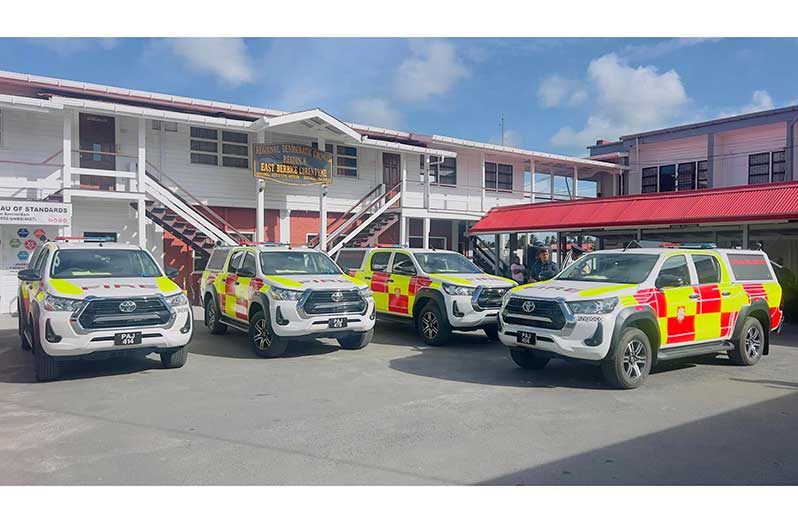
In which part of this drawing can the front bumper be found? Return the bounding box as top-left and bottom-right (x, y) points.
(270, 298), (376, 338)
(498, 312), (613, 361)
(445, 294), (501, 329)
(39, 306), (193, 358)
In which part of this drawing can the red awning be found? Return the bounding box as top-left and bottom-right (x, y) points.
(469, 182), (798, 234)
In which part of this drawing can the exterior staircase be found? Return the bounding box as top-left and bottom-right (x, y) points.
(347, 210), (399, 247)
(472, 236), (508, 275)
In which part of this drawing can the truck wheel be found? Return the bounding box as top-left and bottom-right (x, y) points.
(483, 325), (500, 341)
(32, 321), (60, 382)
(601, 327), (652, 389)
(417, 302), (452, 346)
(338, 329), (373, 350)
(160, 346), (188, 369)
(728, 316), (764, 366)
(205, 295), (227, 335)
(249, 309), (288, 358)
(509, 348), (550, 369)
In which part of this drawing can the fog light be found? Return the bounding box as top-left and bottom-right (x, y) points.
(276, 306), (289, 326)
(584, 323), (603, 347)
(180, 312), (192, 334)
(452, 301), (465, 318)
(45, 319), (62, 343)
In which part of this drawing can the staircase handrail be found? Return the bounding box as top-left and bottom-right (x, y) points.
(324, 181), (401, 251)
(307, 183), (386, 248)
(473, 236), (508, 273)
(328, 188), (402, 256)
(145, 161), (247, 245)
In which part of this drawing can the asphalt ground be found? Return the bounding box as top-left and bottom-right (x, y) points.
(1, 310), (797, 485)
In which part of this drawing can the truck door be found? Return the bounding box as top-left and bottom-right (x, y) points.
(690, 253), (737, 342)
(220, 250), (245, 319)
(655, 254), (697, 347)
(364, 251), (392, 313)
(233, 250), (257, 321)
(387, 252), (416, 316)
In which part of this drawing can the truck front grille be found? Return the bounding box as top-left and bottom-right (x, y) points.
(502, 298), (566, 330)
(77, 297), (172, 330)
(302, 290), (365, 315)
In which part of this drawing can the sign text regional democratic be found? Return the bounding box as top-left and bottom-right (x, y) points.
(252, 143), (333, 185)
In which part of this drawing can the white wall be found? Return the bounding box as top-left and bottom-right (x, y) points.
(631, 135), (707, 194)
(714, 123), (787, 187)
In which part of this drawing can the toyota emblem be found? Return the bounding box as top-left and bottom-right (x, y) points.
(331, 291), (344, 303)
(521, 301), (536, 313)
(119, 300), (137, 313)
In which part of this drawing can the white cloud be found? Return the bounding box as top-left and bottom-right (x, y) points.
(30, 38), (118, 56)
(169, 38), (253, 87)
(395, 40), (469, 102)
(349, 98), (401, 129)
(537, 74), (587, 108)
(551, 53), (689, 151)
(620, 38), (719, 61)
(718, 90), (776, 118)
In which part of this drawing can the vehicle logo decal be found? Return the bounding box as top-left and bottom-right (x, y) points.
(119, 300), (137, 313)
(331, 291), (344, 302)
(521, 301), (536, 313)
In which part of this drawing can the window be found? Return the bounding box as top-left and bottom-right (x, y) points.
(34, 249), (50, 274)
(697, 160), (709, 189)
(227, 250), (245, 272)
(390, 253), (416, 275)
(748, 152), (771, 184)
(85, 232), (118, 242)
(206, 249), (230, 271)
(369, 251), (391, 272)
(238, 252), (257, 275)
(641, 167), (658, 193)
(335, 250), (366, 272)
(772, 150), (786, 182)
(50, 250), (161, 278)
(727, 254), (774, 281)
(190, 127), (249, 169)
(485, 162), (513, 191)
(677, 162), (696, 191)
(658, 164), (676, 192)
(421, 155), (457, 185)
(312, 142), (358, 177)
(657, 255), (691, 287)
(692, 254), (721, 284)
(260, 251), (341, 275)
(558, 253), (660, 284)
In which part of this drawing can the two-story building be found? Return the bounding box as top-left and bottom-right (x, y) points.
(0, 69), (623, 310)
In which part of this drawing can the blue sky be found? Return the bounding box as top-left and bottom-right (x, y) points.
(1, 38), (796, 155)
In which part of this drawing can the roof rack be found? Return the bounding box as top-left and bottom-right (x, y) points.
(624, 239), (717, 251)
(239, 241), (290, 248)
(375, 243), (407, 248)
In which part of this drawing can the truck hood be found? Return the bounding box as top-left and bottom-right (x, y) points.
(511, 280), (637, 301)
(262, 274), (367, 291)
(46, 276), (182, 299)
(429, 273), (516, 288)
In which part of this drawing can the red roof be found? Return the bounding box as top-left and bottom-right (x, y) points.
(469, 182), (798, 234)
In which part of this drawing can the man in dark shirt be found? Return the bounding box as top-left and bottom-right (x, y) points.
(530, 247), (560, 281)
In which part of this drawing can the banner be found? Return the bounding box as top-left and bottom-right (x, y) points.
(252, 143), (333, 185)
(0, 200), (72, 226)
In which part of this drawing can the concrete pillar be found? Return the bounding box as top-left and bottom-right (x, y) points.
(480, 152), (486, 211)
(742, 223), (750, 250)
(318, 137), (327, 250)
(399, 153), (407, 245)
(279, 209), (291, 245)
(425, 155), (431, 210)
(62, 191), (72, 237)
(62, 109), (72, 189)
(509, 233), (518, 263)
(400, 216), (409, 246)
(451, 220), (459, 252)
(422, 217), (430, 249)
(137, 195), (146, 248)
(256, 129), (266, 242)
(137, 118), (146, 194)
(493, 234), (501, 275)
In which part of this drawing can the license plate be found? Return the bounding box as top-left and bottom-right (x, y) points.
(114, 332), (142, 346)
(328, 318), (348, 329)
(517, 331), (536, 346)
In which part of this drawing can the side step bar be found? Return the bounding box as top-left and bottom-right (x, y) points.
(657, 340), (734, 361)
(219, 317), (249, 333)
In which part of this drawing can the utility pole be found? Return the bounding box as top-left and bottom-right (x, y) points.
(500, 113), (505, 146)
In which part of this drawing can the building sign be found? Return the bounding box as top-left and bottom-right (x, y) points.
(252, 143), (333, 185)
(0, 201), (72, 226)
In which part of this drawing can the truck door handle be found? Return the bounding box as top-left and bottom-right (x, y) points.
(386, 279), (394, 283)
(721, 291), (731, 296)
(235, 281), (240, 285)
(363, 276), (372, 280)
(689, 294), (699, 299)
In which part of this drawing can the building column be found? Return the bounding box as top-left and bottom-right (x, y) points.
(422, 217), (430, 249)
(787, 119), (796, 182)
(572, 166), (578, 199)
(399, 153), (407, 245)
(62, 109), (72, 189)
(279, 209), (291, 245)
(401, 216), (409, 246)
(530, 158), (536, 204)
(480, 152), (486, 211)
(549, 168), (555, 201)
(509, 233), (518, 262)
(137, 118), (146, 194)
(493, 234), (501, 275)
(318, 137), (327, 250)
(451, 220), (459, 252)
(62, 191), (72, 237)
(742, 223), (750, 249)
(707, 133), (715, 187)
(256, 129), (266, 242)
(425, 155), (431, 210)
(137, 195), (146, 248)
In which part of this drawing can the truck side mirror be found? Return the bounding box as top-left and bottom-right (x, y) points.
(164, 266), (180, 279)
(656, 274), (684, 288)
(17, 268), (41, 282)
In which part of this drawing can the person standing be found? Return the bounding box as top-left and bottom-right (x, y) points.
(510, 255), (527, 284)
(530, 247), (560, 281)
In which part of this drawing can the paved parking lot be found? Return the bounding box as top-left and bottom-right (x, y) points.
(1, 311), (797, 485)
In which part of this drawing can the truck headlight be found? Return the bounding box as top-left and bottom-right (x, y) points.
(442, 283), (475, 296)
(269, 287), (304, 301)
(567, 297), (618, 315)
(166, 292), (189, 307)
(359, 287), (373, 299)
(43, 294), (83, 312)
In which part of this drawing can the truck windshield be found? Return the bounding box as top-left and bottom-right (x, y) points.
(260, 251), (341, 275)
(414, 252), (482, 274)
(50, 249), (162, 278)
(557, 253), (659, 284)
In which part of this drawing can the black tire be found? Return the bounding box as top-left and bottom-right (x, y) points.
(19, 306), (31, 351)
(248, 309), (288, 358)
(338, 329), (374, 350)
(32, 318), (60, 382)
(601, 327), (652, 389)
(483, 325), (500, 341)
(205, 294), (227, 335)
(160, 346), (188, 369)
(728, 316), (765, 366)
(509, 348), (550, 369)
(416, 302), (452, 346)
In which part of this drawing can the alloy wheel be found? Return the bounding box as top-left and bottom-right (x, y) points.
(745, 326), (762, 359)
(207, 304), (216, 328)
(421, 311), (439, 340)
(253, 318), (272, 349)
(622, 340), (647, 380)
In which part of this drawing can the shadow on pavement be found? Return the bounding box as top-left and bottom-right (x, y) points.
(477, 391), (798, 485)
